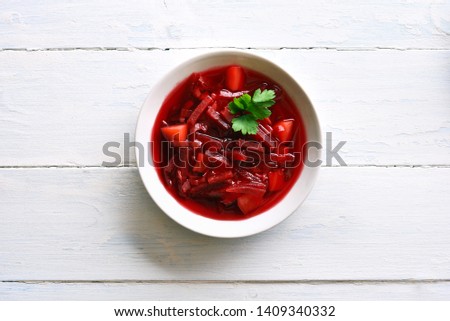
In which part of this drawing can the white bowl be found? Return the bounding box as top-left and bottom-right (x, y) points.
(136, 50), (321, 238)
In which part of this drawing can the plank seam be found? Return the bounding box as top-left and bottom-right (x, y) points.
(0, 47), (449, 52)
(2, 280), (450, 285)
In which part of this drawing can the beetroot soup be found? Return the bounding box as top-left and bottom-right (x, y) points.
(151, 65), (306, 220)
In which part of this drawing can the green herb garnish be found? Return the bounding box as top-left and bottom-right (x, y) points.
(228, 89), (276, 135)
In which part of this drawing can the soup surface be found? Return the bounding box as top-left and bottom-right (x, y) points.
(151, 65), (306, 220)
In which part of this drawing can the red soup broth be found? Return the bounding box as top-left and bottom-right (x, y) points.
(151, 65), (306, 220)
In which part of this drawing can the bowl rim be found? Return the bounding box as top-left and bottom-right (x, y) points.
(135, 49), (321, 238)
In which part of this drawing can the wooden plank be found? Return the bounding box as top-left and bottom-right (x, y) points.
(1, 282), (449, 300)
(0, 0), (449, 49)
(0, 49), (449, 166)
(1, 167), (449, 281)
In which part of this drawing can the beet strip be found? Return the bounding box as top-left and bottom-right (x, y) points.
(205, 150), (231, 167)
(254, 123), (276, 148)
(187, 95), (213, 126)
(206, 107), (231, 130)
(237, 169), (263, 183)
(225, 182), (267, 195)
(207, 170), (234, 184)
(179, 100), (194, 123)
(195, 132), (224, 150)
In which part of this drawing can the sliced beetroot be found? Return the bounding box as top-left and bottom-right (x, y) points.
(254, 172), (268, 184)
(225, 181), (266, 195)
(176, 149), (189, 178)
(218, 89), (248, 98)
(188, 181), (212, 194)
(190, 122), (208, 134)
(195, 132), (224, 150)
(188, 175), (206, 186)
(252, 123), (276, 148)
(209, 101), (219, 111)
(163, 156), (176, 187)
(204, 150), (231, 168)
(206, 106), (231, 130)
(191, 75), (212, 99)
(262, 123), (273, 133)
(179, 100), (194, 123)
(219, 107), (234, 122)
(206, 170), (234, 184)
(181, 180), (191, 194)
(227, 150), (248, 162)
(237, 169), (262, 183)
(187, 95), (213, 126)
(193, 152), (206, 173)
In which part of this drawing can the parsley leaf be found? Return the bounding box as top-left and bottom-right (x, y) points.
(246, 103), (272, 120)
(252, 88), (276, 104)
(227, 88), (276, 135)
(228, 94), (252, 114)
(231, 114), (259, 135)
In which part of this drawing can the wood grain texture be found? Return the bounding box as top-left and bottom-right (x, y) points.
(0, 0), (449, 49)
(1, 49), (449, 166)
(1, 167), (449, 281)
(1, 282), (449, 300)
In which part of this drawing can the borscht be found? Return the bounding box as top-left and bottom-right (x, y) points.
(151, 65), (306, 220)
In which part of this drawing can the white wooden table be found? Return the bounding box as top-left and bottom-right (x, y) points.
(1, 0), (450, 300)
